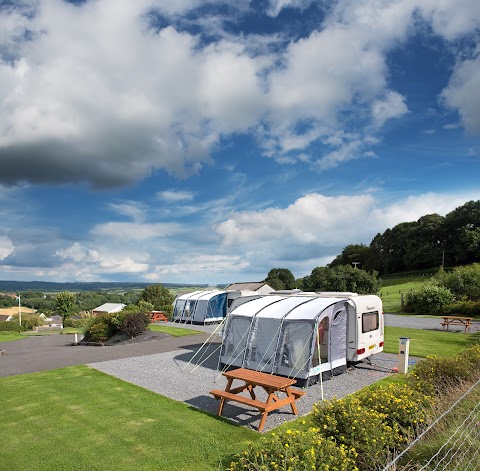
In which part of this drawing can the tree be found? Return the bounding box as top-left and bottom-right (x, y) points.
(140, 284), (175, 312)
(305, 265), (380, 294)
(265, 268), (296, 291)
(55, 291), (76, 325)
(328, 244), (371, 269)
(440, 263), (480, 301)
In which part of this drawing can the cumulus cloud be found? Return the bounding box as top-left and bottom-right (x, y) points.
(1, 0), (479, 189)
(442, 55), (480, 134)
(372, 91), (409, 128)
(214, 190), (480, 277)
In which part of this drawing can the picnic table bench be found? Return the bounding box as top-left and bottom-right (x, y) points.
(441, 316), (473, 332)
(210, 367), (306, 431)
(150, 312), (168, 322)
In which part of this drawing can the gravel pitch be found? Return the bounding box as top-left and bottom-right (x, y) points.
(89, 314), (480, 432)
(89, 344), (407, 432)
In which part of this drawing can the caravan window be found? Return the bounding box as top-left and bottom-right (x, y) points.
(362, 311), (379, 333)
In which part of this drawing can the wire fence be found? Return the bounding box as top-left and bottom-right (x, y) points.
(382, 378), (480, 471)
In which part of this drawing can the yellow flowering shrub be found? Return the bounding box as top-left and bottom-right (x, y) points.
(228, 428), (358, 471)
(312, 396), (400, 469)
(356, 383), (433, 437)
(407, 344), (480, 396)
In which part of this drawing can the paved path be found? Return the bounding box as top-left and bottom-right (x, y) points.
(0, 330), (216, 377)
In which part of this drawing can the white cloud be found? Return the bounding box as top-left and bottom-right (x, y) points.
(442, 55), (480, 134)
(0, 236), (14, 260)
(108, 202), (147, 223)
(147, 254), (249, 280)
(157, 190), (195, 202)
(372, 91), (409, 128)
(90, 222), (183, 241)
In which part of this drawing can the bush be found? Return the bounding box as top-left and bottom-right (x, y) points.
(440, 263), (480, 301)
(83, 311), (150, 342)
(312, 396), (400, 469)
(404, 283), (455, 315)
(83, 316), (115, 342)
(121, 312), (150, 338)
(443, 299), (480, 318)
(228, 427), (358, 471)
(407, 345), (480, 396)
(0, 320), (24, 332)
(356, 383), (433, 438)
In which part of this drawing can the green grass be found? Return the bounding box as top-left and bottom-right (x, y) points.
(379, 278), (427, 313)
(384, 326), (475, 357)
(0, 366), (256, 471)
(148, 324), (203, 337)
(0, 331), (27, 342)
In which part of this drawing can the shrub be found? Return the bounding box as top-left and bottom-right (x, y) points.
(83, 311), (150, 342)
(0, 320), (24, 332)
(404, 283), (455, 315)
(121, 312), (150, 338)
(443, 299), (480, 318)
(440, 263), (480, 301)
(312, 396), (400, 469)
(228, 427), (358, 471)
(407, 345), (480, 396)
(83, 317), (114, 342)
(356, 383), (433, 438)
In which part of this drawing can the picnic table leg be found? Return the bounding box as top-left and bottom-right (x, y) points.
(218, 378), (235, 415)
(285, 387), (299, 415)
(258, 411), (269, 432)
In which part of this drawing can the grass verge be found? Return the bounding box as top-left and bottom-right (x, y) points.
(149, 324), (203, 337)
(0, 331), (26, 342)
(384, 326), (475, 357)
(0, 366), (256, 471)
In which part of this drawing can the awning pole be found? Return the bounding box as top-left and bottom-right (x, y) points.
(317, 327), (324, 401)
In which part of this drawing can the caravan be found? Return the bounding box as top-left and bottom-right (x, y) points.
(219, 292), (383, 385)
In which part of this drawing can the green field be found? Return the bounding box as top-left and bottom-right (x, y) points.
(379, 276), (430, 312)
(0, 366), (255, 471)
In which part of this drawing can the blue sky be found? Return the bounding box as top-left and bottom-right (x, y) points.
(1, 0), (480, 284)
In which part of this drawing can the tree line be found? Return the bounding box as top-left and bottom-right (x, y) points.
(264, 200), (480, 293)
(328, 200), (480, 275)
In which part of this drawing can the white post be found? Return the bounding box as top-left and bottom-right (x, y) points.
(18, 294), (22, 326)
(74, 333), (78, 344)
(398, 337), (411, 374)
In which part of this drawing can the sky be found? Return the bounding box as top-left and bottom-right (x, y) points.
(1, 0), (480, 285)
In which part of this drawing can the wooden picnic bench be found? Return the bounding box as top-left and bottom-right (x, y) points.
(150, 311), (168, 322)
(210, 367), (306, 432)
(441, 316), (473, 332)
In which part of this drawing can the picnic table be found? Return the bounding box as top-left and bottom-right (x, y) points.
(441, 316), (473, 332)
(210, 367), (306, 432)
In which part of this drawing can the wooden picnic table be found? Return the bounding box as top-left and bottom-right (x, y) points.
(210, 367), (305, 432)
(441, 316), (473, 332)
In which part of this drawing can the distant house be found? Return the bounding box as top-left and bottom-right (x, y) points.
(92, 303), (126, 317)
(0, 314), (13, 322)
(223, 282), (274, 295)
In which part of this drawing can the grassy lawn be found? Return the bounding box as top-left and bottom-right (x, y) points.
(379, 278), (426, 313)
(0, 331), (27, 342)
(384, 326), (475, 357)
(0, 366), (256, 471)
(148, 324), (203, 337)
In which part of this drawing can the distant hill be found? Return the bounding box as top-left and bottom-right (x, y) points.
(0, 280), (210, 293)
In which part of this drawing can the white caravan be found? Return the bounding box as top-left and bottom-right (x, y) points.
(219, 292), (384, 385)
